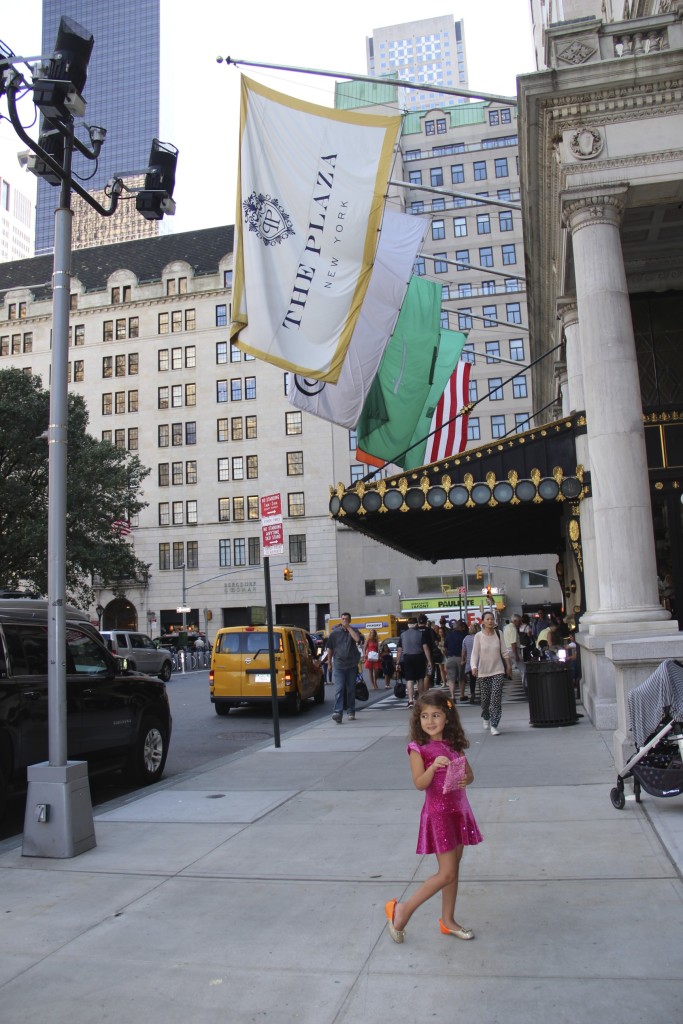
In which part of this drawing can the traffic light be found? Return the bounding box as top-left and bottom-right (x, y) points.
(283, 567), (293, 581)
(476, 566), (483, 580)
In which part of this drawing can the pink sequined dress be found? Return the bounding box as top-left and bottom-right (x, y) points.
(407, 740), (483, 854)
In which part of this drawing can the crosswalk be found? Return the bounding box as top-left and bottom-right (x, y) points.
(362, 681), (528, 713)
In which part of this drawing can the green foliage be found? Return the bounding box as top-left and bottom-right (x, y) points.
(0, 368), (150, 607)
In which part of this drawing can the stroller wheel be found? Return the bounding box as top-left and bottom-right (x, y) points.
(610, 786), (626, 810)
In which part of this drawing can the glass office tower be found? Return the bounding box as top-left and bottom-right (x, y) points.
(36, 0), (160, 254)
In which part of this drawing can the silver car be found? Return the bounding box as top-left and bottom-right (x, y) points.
(100, 630), (173, 682)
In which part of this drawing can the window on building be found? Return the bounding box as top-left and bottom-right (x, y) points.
(512, 375), (528, 399)
(285, 411), (302, 436)
(128, 427), (138, 451)
(451, 163), (464, 184)
(186, 500), (198, 525)
(288, 492), (305, 517)
(219, 539), (231, 567)
(217, 458), (230, 482)
(509, 338), (525, 361)
(506, 302), (522, 325)
(515, 412), (531, 432)
(184, 309), (195, 331)
(414, 256), (426, 276)
(483, 304), (497, 327)
(350, 464), (365, 484)
(230, 342), (241, 362)
(114, 391), (125, 414)
(218, 498), (230, 522)
(246, 454), (258, 479)
(432, 197), (446, 212)
(502, 243), (517, 265)
(230, 416), (243, 441)
(232, 456), (244, 480)
(172, 462), (183, 485)
(217, 418), (229, 442)
(74, 360), (84, 382)
(172, 423), (183, 446)
(185, 346), (196, 369)
(408, 169), (422, 185)
(468, 378), (478, 402)
(159, 543), (170, 570)
(247, 496), (259, 520)
(287, 451), (304, 475)
(485, 340), (500, 363)
(245, 376), (256, 400)
(73, 324), (84, 346)
(216, 304), (227, 327)
(231, 378), (242, 401)
(246, 415), (257, 439)
(505, 278), (520, 292)
(224, 269), (233, 289)
(430, 166), (444, 187)
(172, 501), (184, 526)
(102, 394), (112, 416)
(171, 311), (182, 333)
(462, 342), (476, 364)
(216, 380), (228, 403)
(186, 540), (198, 569)
(102, 356), (112, 378)
(248, 537), (261, 565)
(186, 461), (197, 484)
(171, 384), (183, 408)
(216, 341), (228, 364)
(128, 353), (138, 375)
(499, 210), (513, 232)
(491, 414), (506, 438)
(489, 378), (504, 401)
(489, 109), (500, 125)
(158, 424), (169, 447)
(501, 108), (512, 124)
(473, 160), (487, 180)
(455, 248), (469, 270)
(477, 213), (491, 234)
(289, 534), (306, 563)
(467, 416), (480, 442)
(185, 383), (196, 407)
(158, 349), (169, 372)
(458, 308), (473, 330)
(410, 200), (424, 214)
(186, 422), (196, 445)
(453, 216), (467, 237)
(433, 253), (448, 273)
(171, 347), (182, 370)
(458, 282), (472, 298)
(521, 569), (549, 588)
(158, 312), (169, 335)
(495, 157), (509, 178)
(158, 502), (170, 526)
(425, 120), (435, 135)
(432, 219), (445, 241)
(234, 538), (246, 566)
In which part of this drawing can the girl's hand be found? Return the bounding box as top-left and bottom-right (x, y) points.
(433, 755), (450, 769)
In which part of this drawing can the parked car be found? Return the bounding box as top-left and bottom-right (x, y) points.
(210, 625), (324, 715)
(100, 630), (173, 681)
(0, 599), (172, 820)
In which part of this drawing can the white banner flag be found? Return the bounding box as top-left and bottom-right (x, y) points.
(287, 210), (428, 428)
(231, 76), (402, 383)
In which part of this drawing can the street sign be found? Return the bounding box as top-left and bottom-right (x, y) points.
(261, 493), (284, 556)
(176, 606), (190, 614)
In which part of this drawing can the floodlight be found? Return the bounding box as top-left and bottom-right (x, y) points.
(136, 139), (179, 220)
(27, 125), (65, 185)
(33, 16), (94, 120)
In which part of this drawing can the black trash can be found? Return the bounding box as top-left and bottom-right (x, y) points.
(526, 661), (579, 727)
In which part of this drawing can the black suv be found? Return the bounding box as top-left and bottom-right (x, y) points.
(0, 599), (172, 820)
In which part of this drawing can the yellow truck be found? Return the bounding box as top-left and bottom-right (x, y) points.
(324, 614), (404, 644)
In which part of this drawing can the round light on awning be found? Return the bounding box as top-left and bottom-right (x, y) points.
(405, 488), (425, 510)
(362, 491), (382, 512)
(329, 496), (341, 515)
(340, 493), (361, 515)
(561, 477), (583, 499)
(384, 489), (404, 510)
(538, 478), (560, 500)
(471, 483), (492, 505)
(427, 486), (447, 508)
(493, 481), (514, 504)
(449, 485), (469, 506)
(516, 480), (537, 502)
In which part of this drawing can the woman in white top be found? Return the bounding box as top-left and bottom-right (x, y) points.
(470, 612), (511, 736)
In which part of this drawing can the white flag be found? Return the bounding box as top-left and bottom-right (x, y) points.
(287, 210), (428, 428)
(231, 76), (402, 383)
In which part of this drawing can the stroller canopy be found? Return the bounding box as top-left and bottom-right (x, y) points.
(627, 659), (683, 748)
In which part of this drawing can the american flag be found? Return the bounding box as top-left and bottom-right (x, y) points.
(425, 360), (472, 462)
(112, 519), (132, 537)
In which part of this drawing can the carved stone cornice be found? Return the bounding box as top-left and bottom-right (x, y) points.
(556, 297), (579, 329)
(561, 187), (628, 234)
(546, 79), (683, 130)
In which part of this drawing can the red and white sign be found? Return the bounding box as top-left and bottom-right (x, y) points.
(261, 493), (284, 555)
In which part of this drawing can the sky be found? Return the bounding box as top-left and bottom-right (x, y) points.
(1, 1), (536, 235)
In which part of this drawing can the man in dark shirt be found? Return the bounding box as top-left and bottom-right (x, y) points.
(396, 617), (433, 707)
(326, 612), (363, 723)
(445, 619), (467, 701)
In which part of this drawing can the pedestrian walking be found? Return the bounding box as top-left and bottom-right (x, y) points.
(363, 628), (381, 689)
(326, 612), (363, 723)
(470, 611), (511, 736)
(385, 690), (482, 943)
(379, 643), (394, 688)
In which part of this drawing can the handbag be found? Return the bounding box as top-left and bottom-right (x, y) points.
(367, 650), (379, 662)
(394, 680), (407, 699)
(355, 675), (369, 701)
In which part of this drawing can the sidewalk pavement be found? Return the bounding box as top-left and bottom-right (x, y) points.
(1, 694), (681, 1024)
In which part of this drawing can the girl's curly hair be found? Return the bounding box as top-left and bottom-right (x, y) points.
(409, 690), (469, 752)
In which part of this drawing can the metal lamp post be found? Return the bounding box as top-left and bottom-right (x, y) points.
(1, 19), (177, 858)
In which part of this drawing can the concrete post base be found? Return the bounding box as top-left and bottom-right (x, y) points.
(22, 761), (96, 859)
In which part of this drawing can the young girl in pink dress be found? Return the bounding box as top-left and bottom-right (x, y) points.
(385, 690), (482, 943)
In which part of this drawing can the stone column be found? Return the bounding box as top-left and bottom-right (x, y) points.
(557, 297), (599, 626)
(562, 187), (671, 634)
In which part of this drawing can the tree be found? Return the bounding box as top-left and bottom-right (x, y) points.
(0, 368), (151, 606)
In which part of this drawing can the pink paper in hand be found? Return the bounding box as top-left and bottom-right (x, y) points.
(443, 755), (466, 792)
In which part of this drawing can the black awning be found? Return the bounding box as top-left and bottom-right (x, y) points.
(329, 414), (589, 562)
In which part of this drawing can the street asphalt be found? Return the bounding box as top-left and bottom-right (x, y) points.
(1, 689), (681, 1023)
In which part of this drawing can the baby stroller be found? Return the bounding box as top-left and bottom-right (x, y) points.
(610, 658), (683, 809)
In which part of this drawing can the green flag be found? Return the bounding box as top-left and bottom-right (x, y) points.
(402, 328), (468, 471)
(356, 276), (444, 469)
